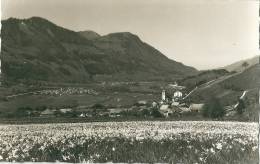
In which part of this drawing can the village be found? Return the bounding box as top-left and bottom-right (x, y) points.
(13, 82), (209, 119)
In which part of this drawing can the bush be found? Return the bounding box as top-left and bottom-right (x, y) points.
(202, 97), (225, 119)
(15, 107), (33, 117)
(237, 99), (245, 114)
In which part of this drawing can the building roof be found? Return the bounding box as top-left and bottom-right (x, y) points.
(41, 109), (55, 115)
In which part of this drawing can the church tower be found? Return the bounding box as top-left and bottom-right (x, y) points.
(162, 90), (166, 101)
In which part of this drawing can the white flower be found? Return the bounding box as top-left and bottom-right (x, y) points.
(216, 143), (222, 150)
(210, 148), (215, 153)
(252, 146), (258, 151)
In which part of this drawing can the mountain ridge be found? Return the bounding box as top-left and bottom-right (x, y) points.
(1, 17), (198, 84)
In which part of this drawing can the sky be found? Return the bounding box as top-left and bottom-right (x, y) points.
(1, 0), (259, 70)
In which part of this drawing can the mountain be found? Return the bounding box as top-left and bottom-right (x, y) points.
(1, 17), (197, 84)
(222, 55), (259, 72)
(78, 30), (101, 40)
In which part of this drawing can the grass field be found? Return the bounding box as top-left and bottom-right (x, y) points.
(0, 82), (162, 113)
(0, 121), (258, 163)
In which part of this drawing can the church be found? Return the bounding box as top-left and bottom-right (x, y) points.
(161, 82), (185, 104)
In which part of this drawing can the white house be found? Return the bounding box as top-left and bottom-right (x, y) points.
(189, 103), (204, 112)
(173, 91), (182, 98)
(171, 90), (183, 102)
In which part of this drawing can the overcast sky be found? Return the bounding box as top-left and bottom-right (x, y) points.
(1, 0), (259, 70)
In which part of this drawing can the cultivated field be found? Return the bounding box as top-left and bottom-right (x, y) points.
(0, 121), (258, 163)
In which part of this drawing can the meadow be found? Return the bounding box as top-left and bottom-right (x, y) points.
(0, 121), (258, 163)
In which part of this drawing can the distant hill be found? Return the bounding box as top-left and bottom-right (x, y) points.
(1, 17), (198, 84)
(78, 30), (101, 40)
(222, 55), (259, 72)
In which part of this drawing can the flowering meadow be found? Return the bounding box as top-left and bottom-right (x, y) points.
(0, 121), (258, 163)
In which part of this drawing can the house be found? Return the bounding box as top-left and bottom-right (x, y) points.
(40, 109), (55, 117)
(173, 91), (182, 98)
(159, 104), (173, 117)
(108, 108), (122, 117)
(189, 103), (204, 112)
(152, 101), (158, 107)
(164, 82), (185, 103)
(160, 104), (169, 111)
(59, 108), (73, 113)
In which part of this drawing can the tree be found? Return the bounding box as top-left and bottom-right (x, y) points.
(242, 62), (249, 68)
(15, 107), (33, 117)
(151, 107), (163, 118)
(202, 97), (225, 119)
(237, 99), (245, 114)
(141, 108), (150, 117)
